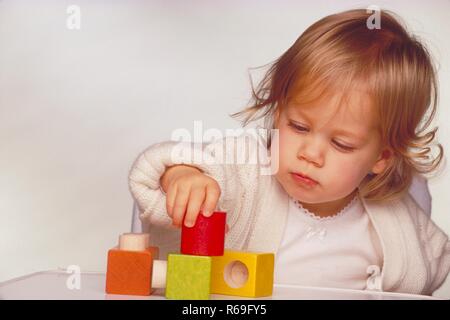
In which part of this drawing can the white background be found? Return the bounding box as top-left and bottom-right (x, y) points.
(0, 0), (449, 298)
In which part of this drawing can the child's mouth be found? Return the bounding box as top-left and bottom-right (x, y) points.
(291, 172), (319, 187)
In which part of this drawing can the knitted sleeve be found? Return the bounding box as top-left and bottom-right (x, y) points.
(422, 213), (450, 294)
(127, 136), (245, 229)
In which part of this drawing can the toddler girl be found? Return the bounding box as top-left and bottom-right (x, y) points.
(128, 9), (450, 295)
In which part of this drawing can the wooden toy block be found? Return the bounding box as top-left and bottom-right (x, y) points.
(105, 233), (159, 296)
(210, 250), (274, 298)
(165, 253), (212, 300)
(151, 260), (167, 288)
(119, 233), (150, 251)
(119, 232), (159, 258)
(105, 247), (154, 296)
(181, 211), (226, 256)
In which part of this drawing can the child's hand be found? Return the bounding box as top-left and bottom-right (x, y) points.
(160, 165), (222, 228)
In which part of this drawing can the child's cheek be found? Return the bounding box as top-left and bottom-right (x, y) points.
(330, 159), (368, 189)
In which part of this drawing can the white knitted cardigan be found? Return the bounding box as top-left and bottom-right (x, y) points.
(128, 133), (450, 295)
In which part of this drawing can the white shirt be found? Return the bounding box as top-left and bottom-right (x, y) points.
(274, 193), (384, 290)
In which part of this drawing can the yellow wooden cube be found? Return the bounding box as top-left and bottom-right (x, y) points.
(210, 250), (274, 297)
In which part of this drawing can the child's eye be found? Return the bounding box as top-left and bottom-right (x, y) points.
(288, 121), (355, 152)
(288, 121), (308, 132)
(333, 140), (355, 152)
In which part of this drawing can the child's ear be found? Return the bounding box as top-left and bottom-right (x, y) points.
(371, 149), (392, 175)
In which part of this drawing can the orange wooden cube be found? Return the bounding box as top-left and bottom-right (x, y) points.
(105, 246), (159, 296)
(146, 246), (159, 259)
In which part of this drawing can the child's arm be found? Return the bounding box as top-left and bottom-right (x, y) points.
(408, 194), (450, 294)
(128, 136), (242, 230)
(421, 215), (450, 294)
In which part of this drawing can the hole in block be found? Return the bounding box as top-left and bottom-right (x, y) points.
(223, 260), (249, 288)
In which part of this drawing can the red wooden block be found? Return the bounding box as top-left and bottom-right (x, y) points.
(181, 211), (226, 256)
(105, 246), (159, 296)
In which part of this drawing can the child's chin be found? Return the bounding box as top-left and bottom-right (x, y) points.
(288, 189), (322, 204)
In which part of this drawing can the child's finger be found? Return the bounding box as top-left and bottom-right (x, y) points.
(171, 185), (191, 227)
(202, 182), (221, 217)
(165, 183), (178, 218)
(184, 188), (206, 227)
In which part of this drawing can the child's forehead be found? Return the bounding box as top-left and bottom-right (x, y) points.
(286, 89), (379, 131)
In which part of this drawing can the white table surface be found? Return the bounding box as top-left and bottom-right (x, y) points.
(0, 270), (440, 300)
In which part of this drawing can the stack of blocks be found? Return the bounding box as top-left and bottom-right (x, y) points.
(105, 211), (275, 299)
(105, 233), (165, 295)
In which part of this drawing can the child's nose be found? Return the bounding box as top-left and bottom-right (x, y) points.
(297, 138), (325, 167)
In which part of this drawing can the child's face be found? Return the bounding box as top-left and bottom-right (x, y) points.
(273, 90), (390, 205)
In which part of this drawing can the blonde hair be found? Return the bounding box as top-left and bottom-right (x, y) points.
(230, 9), (444, 202)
